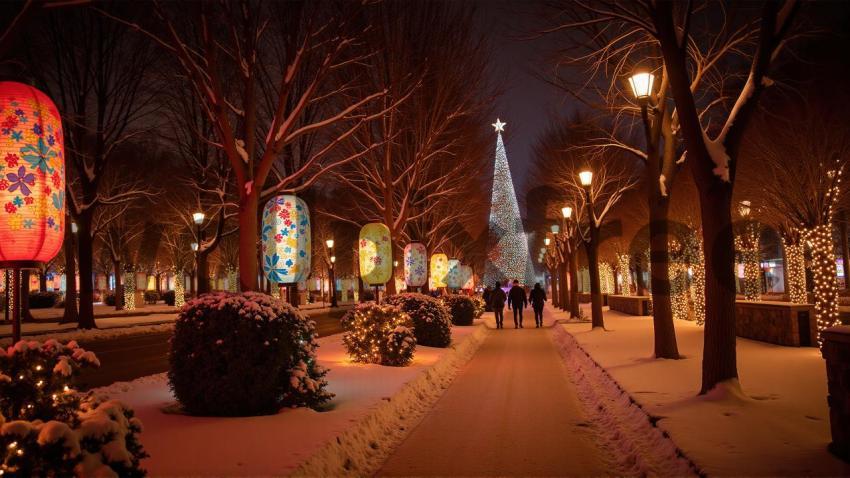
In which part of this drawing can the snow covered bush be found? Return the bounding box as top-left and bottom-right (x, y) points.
(472, 296), (485, 320)
(341, 303), (416, 366)
(0, 339), (147, 477)
(168, 292), (332, 416)
(441, 295), (477, 326)
(384, 293), (452, 348)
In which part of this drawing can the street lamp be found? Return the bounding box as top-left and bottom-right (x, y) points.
(190, 242), (198, 252)
(544, 237), (551, 246)
(326, 238), (337, 307)
(739, 200), (752, 218)
(628, 71), (655, 101)
(192, 211), (206, 293)
(71, 222), (78, 234)
(550, 224), (560, 234)
(192, 212), (205, 225)
(579, 170), (593, 187)
(562, 207), (572, 219)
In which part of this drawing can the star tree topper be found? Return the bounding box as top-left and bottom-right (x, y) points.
(492, 118), (506, 132)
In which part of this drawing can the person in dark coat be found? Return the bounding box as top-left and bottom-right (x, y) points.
(507, 279), (528, 329)
(482, 286), (493, 312)
(489, 281), (507, 329)
(529, 282), (547, 328)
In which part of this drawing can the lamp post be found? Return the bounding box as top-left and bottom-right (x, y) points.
(579, 170), (604, 328)
(192, 212), (206, 294)
(326, 238), (337, 307)
(560, 206), (575, 315)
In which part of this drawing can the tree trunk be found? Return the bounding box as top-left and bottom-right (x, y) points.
(550, 266), (559, 308)
(649, 191), (680, 358)
(113, 260), (124, 310)
(38, 270), (47, 292)
(61, 215), (78, 324)
(585, 227), (604, 328)
(569, 251), (579, 318)
(839, 211), (850, 291)
(197, 250), (210, 294)
(238, 190), (259, 291)
(76, 212), (96, 329)
(634, 259), (647, 295)
(698, 185), (738, 393)
(559, 260), (569, 312)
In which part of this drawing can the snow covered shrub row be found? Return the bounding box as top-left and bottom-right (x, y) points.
(384, 293), (452, 348)
(168, 292), (332, 416)
(0, 340), (147, 477)
(471, 296), (485, 320)
(441, 295), (477, 326)
(341, 303), (416, 366)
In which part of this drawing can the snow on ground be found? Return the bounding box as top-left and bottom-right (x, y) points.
(93, 322), (488, 476)
(0, 314), (176, 345)
(555, 304), (850, 476)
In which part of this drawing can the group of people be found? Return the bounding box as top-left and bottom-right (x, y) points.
(483, 280), (547, 329)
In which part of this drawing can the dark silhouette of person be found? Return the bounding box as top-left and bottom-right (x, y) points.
(529, 282), (547, 327)
(482, 286), (493, 312)
(507, 279), (527, 328)
(489, 281), (507, 329)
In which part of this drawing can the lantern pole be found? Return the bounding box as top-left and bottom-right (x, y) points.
(4, 269), (8, 324)
(374, 284), (380, 304)
(11, 268), (20, 343)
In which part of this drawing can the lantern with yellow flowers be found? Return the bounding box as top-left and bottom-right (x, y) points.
(430, 253), (448, 288)
(359, 223), (392, 301)
(403, 243), (427, 289)
(261, 195), (311, 304)
(0, 82), (65, 342)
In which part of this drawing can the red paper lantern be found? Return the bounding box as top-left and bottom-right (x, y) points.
(0, 82), (64, 267)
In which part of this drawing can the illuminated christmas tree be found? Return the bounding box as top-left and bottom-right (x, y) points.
(484, 119), (534, 286)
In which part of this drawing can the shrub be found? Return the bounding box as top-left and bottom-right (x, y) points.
(162, 290), (176, 306)
(168, 292), (332, 416)
(341, 303), (416, 366)
(104, 293), (116, 307)
(0, 339), (147, 477)
(143, 291), (160, 305)
(384, 293), (452, 348)
(472, 296), (485, 320)
(27, 291), (60, 309)
(442, 295), (477, 326)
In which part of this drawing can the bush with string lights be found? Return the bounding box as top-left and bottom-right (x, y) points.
(0, 339), (147, 477)
(441, 295), (477, 326)
(384, 293), (452, 348)
(341, 303), (416, 366)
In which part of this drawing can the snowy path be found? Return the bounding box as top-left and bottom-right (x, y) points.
(378, 314), (606, 476)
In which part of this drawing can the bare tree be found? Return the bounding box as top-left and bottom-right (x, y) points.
(100, 0), (406, 291)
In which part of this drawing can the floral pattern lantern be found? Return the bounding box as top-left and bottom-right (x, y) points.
(460, 265), (474, 290)
(261, 195), (311, 284)
(359, 223), (392, 285)
(446, 259), (462, 289)
(430, 253), (448, 288)
(403, 243), (427, 287)
(0, 82), (64, 266)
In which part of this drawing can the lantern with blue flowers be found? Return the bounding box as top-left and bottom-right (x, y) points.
(261, 195), (311, 289)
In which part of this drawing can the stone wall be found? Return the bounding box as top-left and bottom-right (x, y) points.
(735, 301), (816, 347)
(608, 295), (651, 316)
(822, 326), (850, 462)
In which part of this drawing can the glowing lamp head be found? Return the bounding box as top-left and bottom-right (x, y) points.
(71, 222), (78, 234)
(192, 212), (205, 225)
(550, 224), (560, 234)
(579, 170), (593, 187)
(544, 237), (551, 246)
(325, 239), (334, 249)
(330, 255), (336, 264)
(739, 200), (752, 217)
(0, 82), (66, 266)
(629, 71), (655, 100)
(190, 242), (199, 252)
(540, 247), (546, 254)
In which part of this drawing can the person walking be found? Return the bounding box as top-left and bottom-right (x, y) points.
(507, 279), (527, 329)
(482, 286), (493, 312)
(489, 281), (507, 329)
(529, 282), (547, 328)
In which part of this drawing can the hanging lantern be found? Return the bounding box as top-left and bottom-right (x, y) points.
(261, 195), (311, 284)
(446, 259), (462, 289)
(460, 265), (474, 290)
(403, 243), (427, 287)
(430, 253), (448, 288)
(358, 223), (392, 285)
(0, 82), (65, 267)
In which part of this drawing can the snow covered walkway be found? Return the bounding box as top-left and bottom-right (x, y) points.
(378, 313), (606, 476)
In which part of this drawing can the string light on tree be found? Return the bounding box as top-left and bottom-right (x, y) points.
(684, 229), (706, 326)
(483, 118), (534, 285)
(783, 238), (807, 304)
(123, 270), (136, 310)
(735, 203), (761, 301)
(599, 262), (615, 295)
(617, 253), (632, 296)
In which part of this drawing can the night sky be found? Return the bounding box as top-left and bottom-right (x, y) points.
(473, 0), (566, 214)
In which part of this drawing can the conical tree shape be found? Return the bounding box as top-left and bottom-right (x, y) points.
(484, 128), (533, 286)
